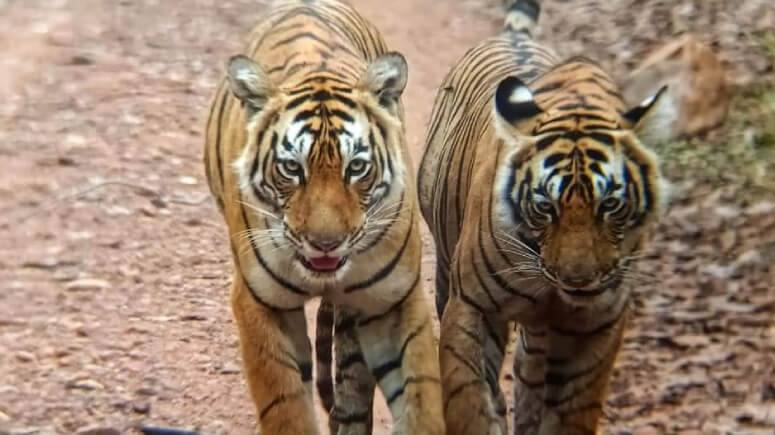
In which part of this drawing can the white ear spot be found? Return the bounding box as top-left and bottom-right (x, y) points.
(639, 93), (657, 107)
(510, 86), (534, 104)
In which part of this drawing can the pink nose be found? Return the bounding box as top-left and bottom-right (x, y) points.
(308, 237), (344, 252)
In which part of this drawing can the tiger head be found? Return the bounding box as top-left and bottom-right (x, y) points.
(492, 61), (673, 306)
(227, 53), (408, 279)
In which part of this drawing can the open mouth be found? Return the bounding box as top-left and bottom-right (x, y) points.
(298, 255), (348, 273)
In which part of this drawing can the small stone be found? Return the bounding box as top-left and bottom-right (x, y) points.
(714, 205), (740, 221)
(139, 207), (156, 217)
(14, 351), (35, 363)
(700, 263), (738, 280)
(65, 278), (111, 291)
(75, 425), (121, 435)
(22, 258), (59, 270)
(66, 379), (104, 391)
(760, 382), (775, 401)
(178, 176), (198, 185)
(218, 362), (240, 375)
(104, 205), (131, 217)
(52, 269), (79, 282)
(718, 230), (736, 253)
(746, 201), (775, 217)
(132, 400), (150, 414)
(135, 387), (157, 396)
(735, 249), (765, 269)
(68, 55), (94, 66)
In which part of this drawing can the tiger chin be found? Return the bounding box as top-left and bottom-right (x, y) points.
(203, 1), (444, 434)
(417, 0), (674, 434)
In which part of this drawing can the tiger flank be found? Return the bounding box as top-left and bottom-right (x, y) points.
(418, 0), (674, 434)
(203, 0), (444, 433)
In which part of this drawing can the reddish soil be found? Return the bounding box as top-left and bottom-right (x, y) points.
(1, 1), (773, 434)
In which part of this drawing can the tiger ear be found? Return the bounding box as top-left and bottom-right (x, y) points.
(494, 76), (544, 131)
(360, 52), (408, 108)
(622, 85), (676, 144)
(227, 55), (277, 111)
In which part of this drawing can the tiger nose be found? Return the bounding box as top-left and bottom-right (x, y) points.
(308, 236), (345, 253)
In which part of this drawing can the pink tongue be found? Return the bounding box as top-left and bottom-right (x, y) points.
(308, 256), (341, 271)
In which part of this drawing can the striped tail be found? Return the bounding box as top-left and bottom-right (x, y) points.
(504, 0), (540, 36)
(315, 301), (335, 414)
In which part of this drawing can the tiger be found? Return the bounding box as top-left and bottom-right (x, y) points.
(202, 0), (444, 433)
(417, 0), (674, 434)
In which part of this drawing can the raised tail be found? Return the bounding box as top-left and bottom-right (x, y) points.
(503, 0), (540, 36)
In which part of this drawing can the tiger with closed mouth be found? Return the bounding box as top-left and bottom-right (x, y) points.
(203, 0), (444, 433)
(417, 0), (673, 433)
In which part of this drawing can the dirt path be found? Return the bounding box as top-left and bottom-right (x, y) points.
(1, 1), (773, 434)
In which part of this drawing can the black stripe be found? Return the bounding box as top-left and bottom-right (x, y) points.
(330, 409), (370, 424)
(215, 87), (230, 191)
(239, 196), (310, 296)
(385, 375), (440, 404)
(544, 152), (565, 168)
(300, 361), (313, 382)
(585, 148), (608, 162)
(477, 227), (537, 303)
(588, 132), (614, 146)
(339, 352), (367, 370)
(536, 134), (559, 151)
(344, 215), (414, 293)
(272, 32), (332, 50)
(371, 322), (426, 381)
(357, 271), (418, 326)
(550, 307), (625, 337)
(259, 390), (305, 419)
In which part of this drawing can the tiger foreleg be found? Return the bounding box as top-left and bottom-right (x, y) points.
(230, 277), (319, 435)
(329, 306), (375, 435)
(439, 294), (507, 435)
(356, 285), (445, 435)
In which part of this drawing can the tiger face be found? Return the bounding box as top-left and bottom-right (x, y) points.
(227, 53), (408, 279)
(492, 65), (673, 306)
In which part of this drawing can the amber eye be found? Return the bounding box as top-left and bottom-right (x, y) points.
(277, 160), (302, 177)
(347, 158), (369, 177)
(599, 196), (624, 212)
(534, 198), (554, 215)
(280, 160), (301, 174)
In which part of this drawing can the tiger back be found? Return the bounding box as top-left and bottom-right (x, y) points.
(418, 0), (673, 434)
(204, 1), (444, 433)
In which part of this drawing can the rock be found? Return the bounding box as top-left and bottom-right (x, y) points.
(218, 362), (240, 375)
(700, 263), (739, 280)
(624, 34), (731, 137)
(14, 351), (35, 363)
(66, 378), (104, 391)
(21, 258), (60, 270)
(65, 278), (111, 291)
(75, 426), (121, 435)
(735, 249), (766, 270)
(746, 201), (775, 217)
(761, 382), (775, 402)
(135, 387), (157, 396)
(178, 176), (198, 185)
(718, 230), (736, 253)
(132, 400), (150, 415)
